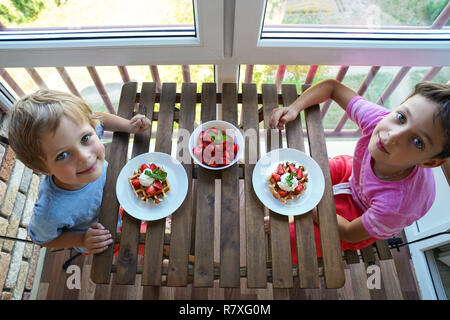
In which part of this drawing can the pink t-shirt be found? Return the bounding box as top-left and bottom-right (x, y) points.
(347, 96), (436, 239)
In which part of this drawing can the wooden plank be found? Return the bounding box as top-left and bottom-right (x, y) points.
(167, 82), (197, 286)
(242, 83), (267, 288)
(375, 240), (392, 260)
(262, 84), (293, 290)
(219, 83), (240, 288)
(348, 262), (371, 300)
(193, 83), (217, 287)
(361, 245), (376, 265)
(344, 250), (361, 265)
(91, 82), (136, 284)
(303, 86), (345, 289)
(282, 84), (320, 289)
(379, 259), (404, 299)
(142, 83), (176, 286)
(115, 82), (155, 285)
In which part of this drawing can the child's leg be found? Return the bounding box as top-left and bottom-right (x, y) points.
(291, 155), (375, 259)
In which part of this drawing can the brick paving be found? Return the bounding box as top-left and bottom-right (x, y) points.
(0, 112), (44, 300)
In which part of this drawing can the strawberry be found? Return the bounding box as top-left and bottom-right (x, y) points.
(207, 157), (216, 166)
(193, 145), (203, 160)
(276, 164), (285, 175)
(154, 180), (163, 190)
(288, 164), (297, 173)
(223, 153), (232, 165)
(272, 173), (281, 181)
(145, 186), (156, 196)
(277, 189), (287, 197)
(131, 179), (140, 187)
(295, 184), (304, 192)
(140, 164), (149, 172)
(149, 163), (157, 171)
(296, 168), (303, 180)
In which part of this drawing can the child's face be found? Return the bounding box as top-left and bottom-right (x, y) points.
(41, 115), (105, 190)
(368, 94), (445, 171)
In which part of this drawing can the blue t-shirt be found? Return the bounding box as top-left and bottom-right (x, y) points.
(28, 125), (116, 253)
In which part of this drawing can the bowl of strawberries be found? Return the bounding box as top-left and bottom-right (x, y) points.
(189, 120), (244, 170)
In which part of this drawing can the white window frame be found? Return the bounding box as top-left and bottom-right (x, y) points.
(0, 0), (224, 67)
(404, 167), (450, 300)
(232, 0), (450, 66)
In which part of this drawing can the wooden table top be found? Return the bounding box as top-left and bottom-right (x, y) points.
(90, 82), (345, 291)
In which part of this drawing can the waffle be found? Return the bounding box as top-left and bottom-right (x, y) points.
(128, 166), (170, 204)
(268, 161), (308, 204)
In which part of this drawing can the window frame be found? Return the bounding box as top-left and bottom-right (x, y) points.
(0, 0), (224, 67)
(232, 0), (450, 66)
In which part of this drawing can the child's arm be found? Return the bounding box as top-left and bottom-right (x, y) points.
(270, 79), (358, 130)
(35, 222), (113, 254)
(312, 210), (372, 243)
(96, 112), (151, 134)
(335, 216), (372, 243)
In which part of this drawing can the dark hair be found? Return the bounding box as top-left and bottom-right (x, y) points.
(405, 81), (450, 159)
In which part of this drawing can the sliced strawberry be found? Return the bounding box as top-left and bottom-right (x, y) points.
(233, 144), (238, 155)
(272, 173), (281, 182)
(140, 164), (149, 172)
(145, 186), (156, 196)
(149, 163), (157, 171)
(288, 164), (297, 173)
(214, 144), (224, 158)
(295, 184), (304, 192)
(204, 143), (215, 158)
(193, 145), (203, 160)
(154, 180), (163, 190)
(131, 179), (141, 187)
(207, 157), (217, 167)
(223, 153), (232, 165)
(296, 168), (303, 180)
(277, 189), (287, 197)
(209, 127), (219, 134)
(276, 164), (285, 175)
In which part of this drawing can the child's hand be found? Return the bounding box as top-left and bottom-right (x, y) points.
(83, 222), (113, 255)
(128, 114), (151, 133)
(269, 106), (300, 130)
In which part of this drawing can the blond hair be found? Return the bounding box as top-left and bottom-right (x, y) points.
(7, 89), (100, 173)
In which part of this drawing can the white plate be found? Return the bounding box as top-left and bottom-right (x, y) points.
(252, 148), (325, 216)
(116, 152), (188, 221)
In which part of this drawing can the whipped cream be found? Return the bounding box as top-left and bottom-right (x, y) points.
(277, 172), (298, 191)
(139, 169), (154, 187)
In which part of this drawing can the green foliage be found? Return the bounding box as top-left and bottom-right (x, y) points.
(426, 0), (450, 26)
(0, 0), (45, 24)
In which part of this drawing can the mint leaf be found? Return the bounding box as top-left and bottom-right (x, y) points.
(144, 168), (167, 181)
(208, 132), (216, 142)
(286, 172), (296, 187)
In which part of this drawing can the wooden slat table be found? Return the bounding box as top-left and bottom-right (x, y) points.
(91, 82), (345, 292)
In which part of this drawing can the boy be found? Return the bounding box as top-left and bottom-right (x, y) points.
(8, 89), (151, 254)
(269, 80), (449, 257)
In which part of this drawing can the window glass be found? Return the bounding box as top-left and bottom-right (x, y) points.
(264, 0), (449, 28)
(0, 0), (195, 37)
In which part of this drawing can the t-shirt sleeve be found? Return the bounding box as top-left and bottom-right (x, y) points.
(28, 210), (64, 244)
(346, 96), (391, 135)
(96, 124), (104, 139)
(361, 202), (408, 239)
